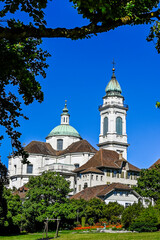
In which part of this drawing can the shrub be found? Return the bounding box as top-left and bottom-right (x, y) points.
(88, 217), (94, 226)
(81, 217), (86, 227)
(122, 202), (143, 229)
(130, 206), (158, 232)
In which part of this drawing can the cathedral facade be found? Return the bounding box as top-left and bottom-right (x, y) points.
(8, 67), (140, 195)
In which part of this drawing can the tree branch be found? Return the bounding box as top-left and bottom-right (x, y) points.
(0, 9), (159, 40)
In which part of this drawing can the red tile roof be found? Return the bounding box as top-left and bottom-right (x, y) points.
(25, 141), (57, 156)
(97, 182), (131, 196)
(74, 149), (140, 173)
(13, 185), (29, 199)
(70, 185), (107, 201)
(25, 140), (97, 157)
(81, 167), (103, 174)
(149, 159), (160, 169)
(71, 183), (132, 201)
(57, 140), (97, 156)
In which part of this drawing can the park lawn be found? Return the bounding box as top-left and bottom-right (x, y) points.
(0, 231), (160, 240)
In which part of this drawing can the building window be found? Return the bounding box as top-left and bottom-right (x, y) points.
(84, 183), (88, 189)
(114, 191), (117, 196)
(121, 172), (124, 178)
(96, 175), (98, 181)
(103, 117), (108, 135)
(27, 164), (33, 174)
(117, 171), (119, 178)
(57, 139), (63, 150)
(74, 164), (79, 169)
(107, 182), (110, 185)
(127, 172), (131, 179)
(107, 170), (110, 177)
(14, 165), (17, 174)
(116, 117), (122, 135)
(101, 176), (103, 181)
(79, 185), (81, 191)
(125, 203), (131, 208)
(91, 175), (94, 180)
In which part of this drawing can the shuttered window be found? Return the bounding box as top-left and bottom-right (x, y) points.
(103, 117), (108, 135)
(116, 117), (122, 135)
(57, 139), (63, 150)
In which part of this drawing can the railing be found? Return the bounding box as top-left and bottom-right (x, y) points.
(99, 103), (129, 109)
(39, 163), (75, 173)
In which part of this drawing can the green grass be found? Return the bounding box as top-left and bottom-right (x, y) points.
(0, 231), (160, 240)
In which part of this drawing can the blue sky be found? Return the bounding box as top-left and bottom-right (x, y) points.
(1, 0), (160, 169)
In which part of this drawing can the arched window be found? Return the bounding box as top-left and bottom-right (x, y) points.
(116, 117), (122, 135)
(84, 182), (88, 189)
(103, 117), (108, 135)
(57, 139), (63, 150)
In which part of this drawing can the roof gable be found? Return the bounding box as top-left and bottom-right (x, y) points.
(71, 183), (133, 201)
(74, 149), (140, 173)
(57, 139), (97, 156)
(25, 141), (57, 156)
(149, 159), (160, 169)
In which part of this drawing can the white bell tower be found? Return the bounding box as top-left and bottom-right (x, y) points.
(97, 66), (129, 160)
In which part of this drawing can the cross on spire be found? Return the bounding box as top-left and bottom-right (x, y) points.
(112, 59), (116, 72)
(65, 100), (67, 108)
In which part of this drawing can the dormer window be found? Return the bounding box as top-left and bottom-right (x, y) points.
(57, 139), (63, 150)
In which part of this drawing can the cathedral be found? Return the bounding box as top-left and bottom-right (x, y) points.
(8, 67), (140, 197)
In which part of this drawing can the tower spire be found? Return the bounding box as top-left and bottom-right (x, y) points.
(98, 64), (129, 160)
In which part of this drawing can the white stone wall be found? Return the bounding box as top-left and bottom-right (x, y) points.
(8, 154), (47, 189)
(76, 169), (138, 193)
(104, 190), (139, 207)
(8, 150), (95, 190)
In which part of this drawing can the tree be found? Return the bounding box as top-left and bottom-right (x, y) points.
(130, 206), (159, 232)
(122, 202), (144, 229)
(22, 171), (72, 232)
(103, 202), (124, 224)
(85, 198), (106, 224)
(0, 161), (8, 229)
(0, 0), (160, 160)
(134, 165), (160, 202)
(0, 187), (22, 234)
(0, 1), (159, 48)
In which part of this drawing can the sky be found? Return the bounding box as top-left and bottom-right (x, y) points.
(1, 0), (160, 169)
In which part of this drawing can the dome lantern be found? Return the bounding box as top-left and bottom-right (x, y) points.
(61, 100), (70, 125)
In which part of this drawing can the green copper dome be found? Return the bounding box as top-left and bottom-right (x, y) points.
(47, 124), (81, 138)
(105, 68), (122, 96)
